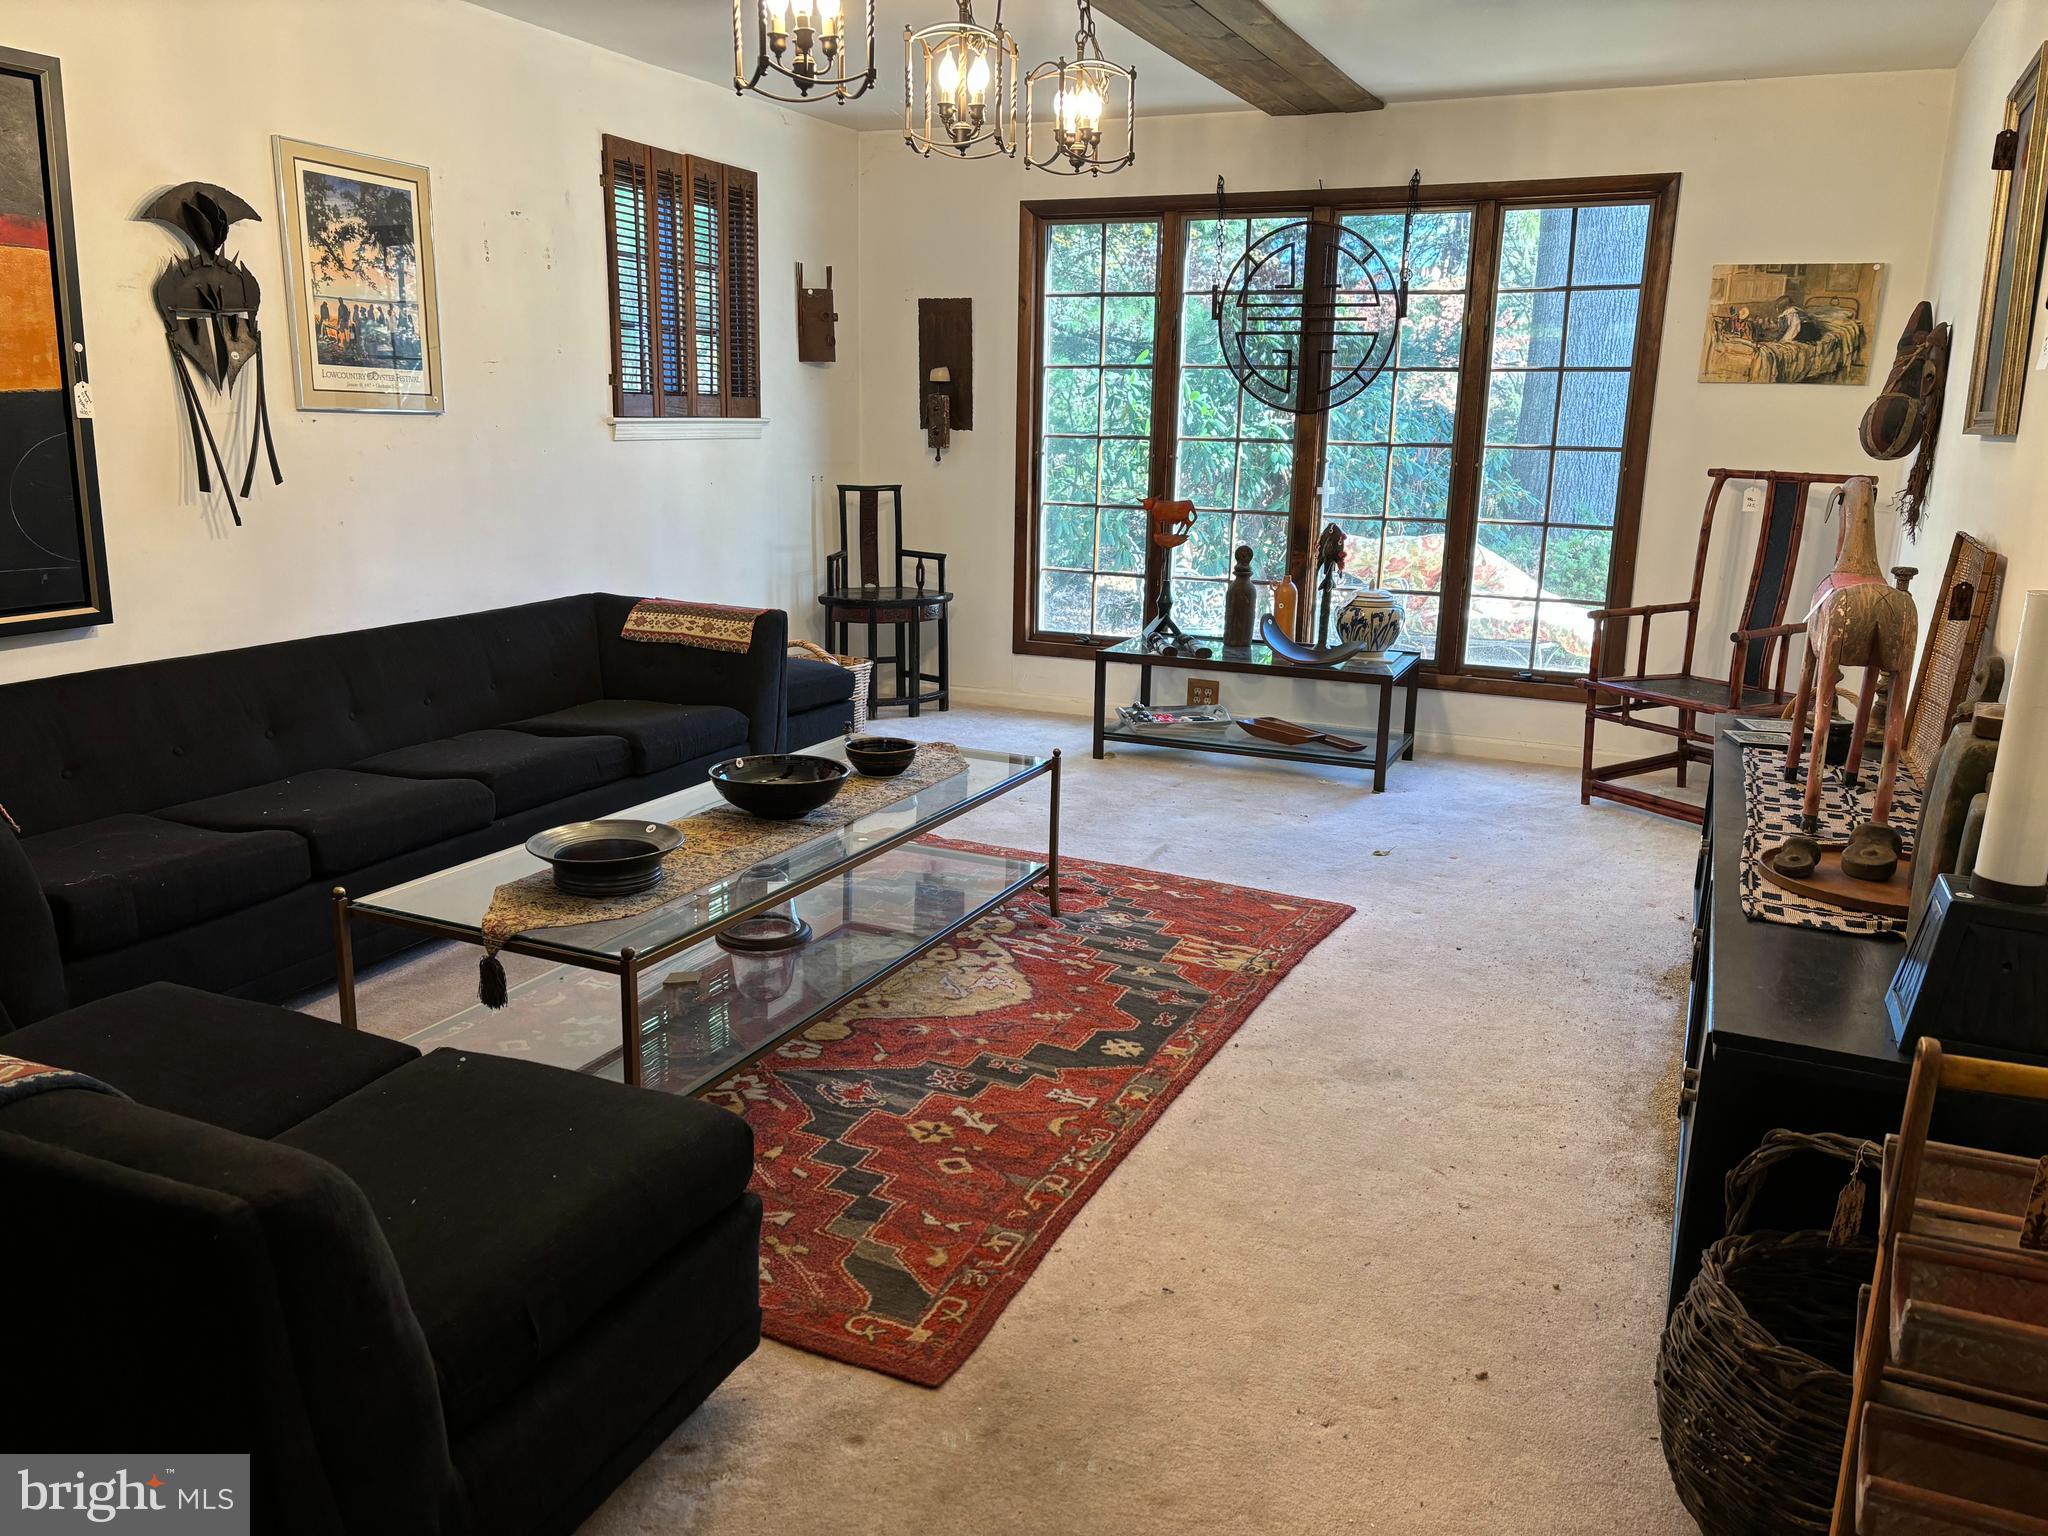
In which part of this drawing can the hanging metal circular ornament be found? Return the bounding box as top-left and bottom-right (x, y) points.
(904, 0), (1019, 160)
(1209, 173), (1422, 415)
(733, 0), (878, 103)
(1025, 0), (1136, 175)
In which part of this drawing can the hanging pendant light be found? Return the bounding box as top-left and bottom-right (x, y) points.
(734, 0), (877, 103)
(1025, 0), (1135, 176)
(904, 0), (1018, 160)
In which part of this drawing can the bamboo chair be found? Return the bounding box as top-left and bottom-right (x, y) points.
(1580, 467), (1852, 824)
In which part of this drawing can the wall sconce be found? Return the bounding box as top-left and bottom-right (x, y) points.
(924, 365), (953, 461)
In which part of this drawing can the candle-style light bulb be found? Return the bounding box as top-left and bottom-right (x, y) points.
(936, 46), (961, 99)
(766, 0), (789, 40)
(966, 48), (992, 103)
(820, 0), (842, 33)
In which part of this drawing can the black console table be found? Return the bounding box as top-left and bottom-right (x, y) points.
(1091, 637), (1419, 792)
(1670, 726), (2048, 1308)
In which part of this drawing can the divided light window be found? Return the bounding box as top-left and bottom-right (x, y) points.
(603, 133), (760, 420)
(1014, 176), (1678, 695)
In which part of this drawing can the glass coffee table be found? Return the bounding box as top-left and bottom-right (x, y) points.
(331, 741), (1059, 1095)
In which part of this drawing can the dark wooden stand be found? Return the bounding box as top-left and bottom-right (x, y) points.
(1091, 638), (1419, 793)
(1669, 725), (2048, 1308)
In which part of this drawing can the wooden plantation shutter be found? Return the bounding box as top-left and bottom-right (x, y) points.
(687, 157), (725, 416)
(602, 134), (653, 417)
(602, 136), (761, 420)
(724, 165), (761, 417)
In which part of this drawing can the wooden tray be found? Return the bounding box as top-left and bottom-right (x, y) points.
(1762, 841), (1915, 919)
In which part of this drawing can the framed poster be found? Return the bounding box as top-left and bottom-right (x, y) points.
(1697, 261), (1886, 384)
(1964, 42), (2048, 436)
(271, 136), (443, 413)
(0, 46), (110, 636)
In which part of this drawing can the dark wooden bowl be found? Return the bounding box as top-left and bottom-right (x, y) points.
(525, 819), (683, 897)
(844, 735), (918, 777)
(709, 754), (851, 819)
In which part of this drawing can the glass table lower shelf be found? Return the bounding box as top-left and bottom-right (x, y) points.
(401, 843), (1042, 1096)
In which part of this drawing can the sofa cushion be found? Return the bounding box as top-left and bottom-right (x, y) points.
(353, 729), (630, 817)
(279, 1049), (754, 1431)
(507, 700), (749, 775)
(786, 656), (858, 715)
(162, 769), (494, 877)
(23, 815), (311, 957)
(5, 983), (418, 1137)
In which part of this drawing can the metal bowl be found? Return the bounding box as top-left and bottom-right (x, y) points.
(844, 735), (918, 777)
(708, 754), (851, 819)
(525, 819), (683, 897)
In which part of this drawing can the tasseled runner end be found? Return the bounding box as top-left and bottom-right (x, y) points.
(479, 951), (509, 1009)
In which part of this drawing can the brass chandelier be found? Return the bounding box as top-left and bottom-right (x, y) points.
(733, 0), (877, 104)
(903, 0), (1019, 160)
(1025, 0), (1135, 176)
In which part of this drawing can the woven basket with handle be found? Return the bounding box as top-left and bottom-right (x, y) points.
(1657, 1129), (1880, 1535)
(790, 638), (872, 734)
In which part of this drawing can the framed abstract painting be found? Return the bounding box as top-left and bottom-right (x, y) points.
(0, 46), (110, 636)
(1964, 42), (2048, 437)
(271, 136), (443, 413)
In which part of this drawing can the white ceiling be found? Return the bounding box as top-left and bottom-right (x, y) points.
(468, 0), (1993, 130)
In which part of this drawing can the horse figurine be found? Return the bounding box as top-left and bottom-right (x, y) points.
(1777, 475), (1919, 881)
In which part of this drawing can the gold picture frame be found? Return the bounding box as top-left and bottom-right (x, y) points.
(1964, 43), (2048, 437)
(271, 136), (443, 413)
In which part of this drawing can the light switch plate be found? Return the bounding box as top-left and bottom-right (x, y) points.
(1188, 678), (1220, 706)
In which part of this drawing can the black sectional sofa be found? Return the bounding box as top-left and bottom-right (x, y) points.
(0, 593), (872, 1011)
(0, 980), (761, 1534)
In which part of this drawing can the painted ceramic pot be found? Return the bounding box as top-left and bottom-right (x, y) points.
(1335, 589), (1403, 657)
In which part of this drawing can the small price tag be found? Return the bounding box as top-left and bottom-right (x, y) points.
(72, 380), (94, 418)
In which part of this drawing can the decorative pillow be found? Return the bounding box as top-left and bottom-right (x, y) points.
(0, 1054), (126, 1108)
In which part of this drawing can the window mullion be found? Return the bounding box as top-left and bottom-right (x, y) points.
(1286, 209), (1338, 636)
(1437, 197), (1501, 676)
(1142, 211), (1184, 628)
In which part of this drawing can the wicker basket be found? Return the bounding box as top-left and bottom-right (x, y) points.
(1657, 1129), (1879, 1535)
(790, 639), (872, 733)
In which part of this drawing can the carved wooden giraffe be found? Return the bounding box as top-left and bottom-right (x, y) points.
(1782, 475), (1919, 872)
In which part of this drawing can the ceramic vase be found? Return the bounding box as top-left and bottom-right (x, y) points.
(1335, 589), (1403, 657)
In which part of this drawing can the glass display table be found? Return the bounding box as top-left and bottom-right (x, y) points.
(332, 740), (1058, 1093)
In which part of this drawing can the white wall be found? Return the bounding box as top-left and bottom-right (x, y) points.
(853, 72), (1954, 763)
(1909, 0), (2048, 656)
(0, 0), (860, 684)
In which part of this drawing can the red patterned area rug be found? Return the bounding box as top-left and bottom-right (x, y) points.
(700, 839), (1351, 1386)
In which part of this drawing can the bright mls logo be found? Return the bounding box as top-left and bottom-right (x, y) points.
(4, 1456), (249, 1533)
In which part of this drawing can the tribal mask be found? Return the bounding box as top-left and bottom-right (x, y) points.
(1858, 299), (1950, 539)
(138, 182), (281, 525)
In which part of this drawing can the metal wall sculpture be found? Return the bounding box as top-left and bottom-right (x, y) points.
(1210, 172), (1418, 415)
(139, 181), (281, 525)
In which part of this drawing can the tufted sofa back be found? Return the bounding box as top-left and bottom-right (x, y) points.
(0, 596), (606, 835)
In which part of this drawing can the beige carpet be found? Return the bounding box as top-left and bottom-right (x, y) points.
(305, 707), (1701, 1535)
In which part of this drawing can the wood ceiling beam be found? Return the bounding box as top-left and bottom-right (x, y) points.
(1091, 0), (1383, 117)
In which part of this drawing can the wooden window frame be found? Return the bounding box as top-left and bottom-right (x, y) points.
(1012, 173), (1680, 703)
(602, 133), (760, 420)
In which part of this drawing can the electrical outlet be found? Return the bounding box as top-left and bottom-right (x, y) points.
(1187, 678), (1220, 707)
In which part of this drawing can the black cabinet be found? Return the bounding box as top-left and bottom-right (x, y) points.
(1668, 730), (2048, 1308)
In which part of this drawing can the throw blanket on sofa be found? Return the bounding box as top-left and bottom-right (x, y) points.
(475, 745), (971, 1006)
(621, 598), (769, 653)
(0, 1055), (126, 1107)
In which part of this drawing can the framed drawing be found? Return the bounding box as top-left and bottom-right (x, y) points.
(1697, 261), (1886, 384)
(0, 46), (110, 637)
(272, 136), (443, 413)
(1964, 42), (2048, 436)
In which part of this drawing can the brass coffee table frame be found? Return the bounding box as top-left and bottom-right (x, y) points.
(331, 750), (1061, 1088)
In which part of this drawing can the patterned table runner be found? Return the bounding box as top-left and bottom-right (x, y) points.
(475, 746), (971, 1004)
(1738, 744), (1922, 939)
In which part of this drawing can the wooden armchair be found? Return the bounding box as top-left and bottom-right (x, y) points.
(1580, 467), (1851, 824)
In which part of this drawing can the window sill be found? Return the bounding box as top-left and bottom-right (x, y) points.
(608, 416), (768, 442)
